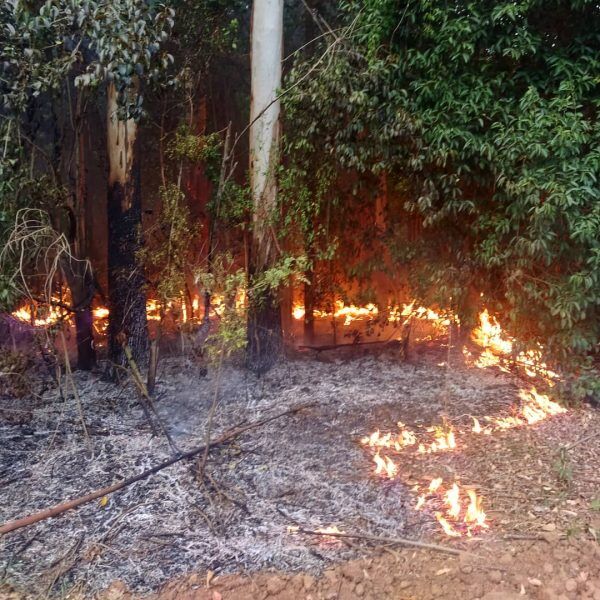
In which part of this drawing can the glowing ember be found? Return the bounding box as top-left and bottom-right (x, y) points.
(93, 307), (109, 319)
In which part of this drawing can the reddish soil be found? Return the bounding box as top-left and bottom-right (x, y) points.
(78, 537), (600, 600)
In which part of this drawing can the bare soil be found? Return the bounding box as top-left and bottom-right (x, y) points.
(1, 338), (599, 600)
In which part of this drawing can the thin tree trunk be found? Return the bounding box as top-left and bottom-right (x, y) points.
(247, 0), (284, 374)
(106, 83), (148, 374)
(71, 93), (96, 370)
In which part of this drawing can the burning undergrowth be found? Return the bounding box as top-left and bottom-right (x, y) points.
(0, 339), (577, 597)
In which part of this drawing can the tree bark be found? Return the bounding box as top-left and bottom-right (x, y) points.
(106, 84), (148, 374)
(71, 94), (96, 370)
(247, 0), (284, 374)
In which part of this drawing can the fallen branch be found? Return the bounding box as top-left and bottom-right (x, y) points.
(294, 527), (462, 556)
(0, 402), (315, 536)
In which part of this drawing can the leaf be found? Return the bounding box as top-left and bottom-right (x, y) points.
(590, 499), (600, 512)
(99, 495), (109, 507)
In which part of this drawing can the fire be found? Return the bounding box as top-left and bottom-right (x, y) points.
(465, 489), (487, 529)
(429, 477), (443, 493)
(471, 309), (559, 382)
(469, 386), (567, 435)
(292, 299), (449, 327)
(418, 425), (457, 454)
(435, 513), (461, 537)
(293, 305), (305, 320)
(424, 479), (487, 536)
(361, 423), (417, 451)
(373, 451), (398, 479)
(445, 483), (461, 519)
(472, 309), (513, 355)
(12, 298), (66, 327)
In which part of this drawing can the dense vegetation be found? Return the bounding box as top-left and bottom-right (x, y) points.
(0, 1), (599, 392)
(283, 0), (600, 390)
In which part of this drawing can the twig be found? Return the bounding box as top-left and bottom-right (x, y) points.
(58, 331), (91, 453)
(563, 430), (600, 452)
(293, 527), (463, 556)
(123, 343), (179, 453)
(0, 402), (315, 536)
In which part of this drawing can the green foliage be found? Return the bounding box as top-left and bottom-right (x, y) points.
(195, 253), (247, 360)
(252, 255), (309, 299)
(139, 184), (196, 309)
(284, 0), (600, 378)
(1, 0), (174, 118)
(553, 447), (573, 486)
(167, 126), (222, 180)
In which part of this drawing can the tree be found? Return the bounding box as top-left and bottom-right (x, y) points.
(283, 0), (600, 390)
(247, 0), (284, 373)
(0, 0), (173, 372)
(74, 0), (174, 371)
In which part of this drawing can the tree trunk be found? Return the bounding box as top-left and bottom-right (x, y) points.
(106, 83), (148, 374)
(247, 0), (284, 374)
(71, 93), (96, 370)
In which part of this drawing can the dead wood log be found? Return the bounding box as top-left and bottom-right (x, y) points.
(294, 527), (463, 556)
(0, 402), (315, 536)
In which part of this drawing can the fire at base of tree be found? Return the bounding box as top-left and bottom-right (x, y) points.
(0, 1), (599, 599)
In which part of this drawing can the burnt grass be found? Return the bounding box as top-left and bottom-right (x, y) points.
(0, 340), (598, 598)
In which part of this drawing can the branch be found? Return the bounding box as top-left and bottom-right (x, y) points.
(0, 402), (315, 536)
(294, 527), (463, 556)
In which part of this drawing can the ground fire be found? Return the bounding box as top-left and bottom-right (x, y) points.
(2, 2), (599, 598)
(358, 308), (569, 538)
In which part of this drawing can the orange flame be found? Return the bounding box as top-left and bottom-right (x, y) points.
(465, 489), (488, 529)
(373, 452), (398, 479)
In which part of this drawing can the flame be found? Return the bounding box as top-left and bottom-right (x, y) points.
(12, 298), (66, 327)
(429, 477), (443, 493)
(465, 489), (488, 529)
(471, 309), (559, 381)
(435, 513), (461, 537)
(472, 309), (513, 355)
(373, 452), (398, 479)
(469, 386), (566, 435)
(293, 305), (306, 320)
(361, 424), (417, 451)
(445, 483), (461, 519)
(418, 425), (457, 454)
(292, 299), (448, 327)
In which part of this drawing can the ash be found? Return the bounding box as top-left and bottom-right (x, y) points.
(0, 344), (518, 596)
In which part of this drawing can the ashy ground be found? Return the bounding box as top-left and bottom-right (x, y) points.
(1, 340), (599, 600)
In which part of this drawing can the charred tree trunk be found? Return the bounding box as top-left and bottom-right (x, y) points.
(71, 94), (96, 370)
(106, 84), (148, 374)
(247, 0), (284, 374)
(61, 259), (96, 371)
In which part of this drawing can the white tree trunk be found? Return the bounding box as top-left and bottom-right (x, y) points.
(250, 0), (283, 269)
(107, 83), (138, 209)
